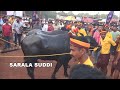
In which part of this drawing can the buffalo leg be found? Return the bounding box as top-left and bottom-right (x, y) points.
(63, 63), (69, 77)
(24, 57), (37, 79)
(51, 61), (62, 79)
(63, 55), (71, 77)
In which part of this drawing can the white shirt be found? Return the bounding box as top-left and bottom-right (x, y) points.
(59, 24), (64, 29)
(12, 21), (23, 34)
(42, 24), (48, 32)
(0, 18), (4, 25)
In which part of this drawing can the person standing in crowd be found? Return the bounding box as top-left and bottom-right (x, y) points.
(0, 16), (4, 33)
(70, 36), (94, 67)
(8, 15), (15, 25)
(33, 20), (42, 29)
(77, 23), (87, 37)
(87, 24), (94, 36)
(92, 25), (102, 64)
(47, 21), (54, 32)
(2, 15), (7, 23)
(42, 22), (48, 32)
(31, 11), (37, 29)
(92, 24), (99, 36)
(71, 21), (77, 31)
(96, 29), (116, 74)
(53, 23), (60, 30)
(66, 22), (72, 31)
(61, 22), (69, 31)
(59, 22), (64, 30)
(110, 25), (120, 56)
(112, 35), (120, 79)
(106, 25), (112, 39)
(2, 19), (12, 50)
(12, 18), (23, 47)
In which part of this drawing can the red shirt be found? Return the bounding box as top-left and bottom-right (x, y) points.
(48, 25), (54, 31)
(2, 23), (12, 36)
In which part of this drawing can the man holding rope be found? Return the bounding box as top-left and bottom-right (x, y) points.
(12, 17), (23, 48)
(2, 19), (12, 50)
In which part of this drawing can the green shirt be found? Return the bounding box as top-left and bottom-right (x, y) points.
(111, 31), (120, 41)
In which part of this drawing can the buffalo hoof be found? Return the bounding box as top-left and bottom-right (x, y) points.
(51, 75), (56, 79)
(64, 73), (68, 77)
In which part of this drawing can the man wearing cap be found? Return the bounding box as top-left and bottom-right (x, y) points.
(96, 29), (117, 74)
(70, 36), (94, 67)
(2, 19), (12, 50)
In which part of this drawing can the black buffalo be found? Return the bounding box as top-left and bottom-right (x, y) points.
(21, 30), (71, 79)
(21, 30), (98, 79)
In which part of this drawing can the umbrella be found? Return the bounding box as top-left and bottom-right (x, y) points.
(82, 18), (93, 23)
(64, 16), (76, 21)
(76, 17), (81, 21)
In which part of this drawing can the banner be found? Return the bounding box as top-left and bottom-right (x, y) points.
(15, 11), (23, 17)
(7, 11), (23, 17)
(7, 11), (14, 15)
(106, 11), (114, 24)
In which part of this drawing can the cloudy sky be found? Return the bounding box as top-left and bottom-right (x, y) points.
(56, 11), (120, 16)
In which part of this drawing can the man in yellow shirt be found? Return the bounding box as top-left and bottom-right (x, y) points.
(77, 24), (87, 37)
(8, 15), (15, 25)
(96, 29), (116, 74)
(70, 36), (94, 67)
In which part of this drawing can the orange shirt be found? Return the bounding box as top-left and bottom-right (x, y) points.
(66, 25), (71, 30)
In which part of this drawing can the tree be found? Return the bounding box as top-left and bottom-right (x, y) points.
(42, 11), (57, 19)
(100, 14), (107, 19)
(57, 11), (67, 16)
(67, 11), (74, 16)
(113, 15), (118, 19)
(77, 13), (84, 17)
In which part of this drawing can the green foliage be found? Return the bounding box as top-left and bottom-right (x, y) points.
(25, 11), (119, 19)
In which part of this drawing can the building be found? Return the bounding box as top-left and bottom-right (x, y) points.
(0, 11), (7, 16)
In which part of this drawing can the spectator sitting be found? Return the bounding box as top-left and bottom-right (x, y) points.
(69, 64), (107, 79)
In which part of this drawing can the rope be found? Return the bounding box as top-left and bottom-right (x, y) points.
(0, 38), (95, 58)
(0, 37), (16, 46)
(0, 53), (70, 58)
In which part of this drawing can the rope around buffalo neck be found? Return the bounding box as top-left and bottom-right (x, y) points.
(0, 53), (70, 58)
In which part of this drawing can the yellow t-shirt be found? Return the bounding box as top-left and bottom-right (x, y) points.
(77, 28), (87, 36)
(100, 36), (116, 54)
(78, 57), (94, 67)
(106, 32), (112, 39)
(116, 43), (120, 52)
(9, 17), (15, 25)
